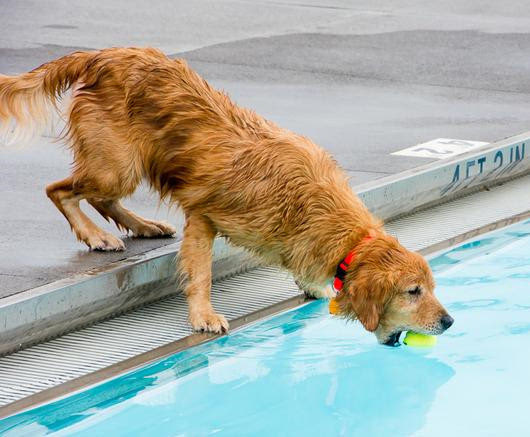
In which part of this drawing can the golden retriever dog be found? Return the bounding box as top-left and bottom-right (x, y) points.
(0, 47), (453, 344)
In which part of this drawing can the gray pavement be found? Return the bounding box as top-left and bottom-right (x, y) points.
(1, 0), (530, 296)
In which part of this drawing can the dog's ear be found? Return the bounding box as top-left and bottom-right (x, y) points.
(348, 278), (386, 332)
(343, 258), (394, 332)
(340, 234), (400, 332)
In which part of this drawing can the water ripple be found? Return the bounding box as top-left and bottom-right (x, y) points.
(448, 299), (502, 311)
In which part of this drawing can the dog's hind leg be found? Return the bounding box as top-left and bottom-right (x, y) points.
(180, 213), (228, 334)
(46, 177), (125, 251)
(87, 199), (176, 238)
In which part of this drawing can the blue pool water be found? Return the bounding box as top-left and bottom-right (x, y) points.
(1, 220), (530, 436)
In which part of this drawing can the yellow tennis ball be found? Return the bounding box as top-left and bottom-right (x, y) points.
(329, 298), (340, 315)
(403, 331), (437, 347)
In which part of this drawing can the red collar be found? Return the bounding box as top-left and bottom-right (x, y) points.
(333, 236), (373, 292)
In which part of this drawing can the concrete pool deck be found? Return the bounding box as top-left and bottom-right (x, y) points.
(2, 1), (530, 298)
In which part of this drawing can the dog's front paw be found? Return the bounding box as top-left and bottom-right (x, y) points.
(316, 283), (337, 299)
(297, 280), (336, 299)
(190, 310), (229, 334)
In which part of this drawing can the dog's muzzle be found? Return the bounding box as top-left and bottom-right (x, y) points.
(383, 331), (402, 347)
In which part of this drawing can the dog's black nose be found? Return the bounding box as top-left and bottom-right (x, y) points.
(440, 314), (454, 330)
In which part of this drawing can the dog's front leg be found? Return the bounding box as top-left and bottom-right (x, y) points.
(180, 214), (229, 334)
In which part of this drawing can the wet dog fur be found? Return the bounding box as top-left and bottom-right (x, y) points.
(0, 47), (453, 342)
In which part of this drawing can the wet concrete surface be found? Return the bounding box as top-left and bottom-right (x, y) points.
(1, 0), (530, 296)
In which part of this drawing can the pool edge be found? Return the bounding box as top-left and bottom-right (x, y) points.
(1, 211), (529, 420)
(0, 295), (309, 420)
(0, 132), (529, 418)
(1, 131), (528, 357)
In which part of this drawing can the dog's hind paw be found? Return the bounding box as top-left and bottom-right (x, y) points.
(132, 220), (176, 238)
(85, 232), (125, 251)
(151, 220), (176, 236)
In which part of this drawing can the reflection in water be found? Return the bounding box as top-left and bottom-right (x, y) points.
(1, 302), (454, 437)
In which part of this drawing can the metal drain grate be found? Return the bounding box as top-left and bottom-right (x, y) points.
(385, 174), (530, 252)
(0, 267), (300, 407)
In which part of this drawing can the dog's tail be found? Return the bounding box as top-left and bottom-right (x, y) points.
(0, 51), (95, 145)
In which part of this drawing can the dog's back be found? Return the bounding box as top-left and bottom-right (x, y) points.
(0, 47), (370, 265)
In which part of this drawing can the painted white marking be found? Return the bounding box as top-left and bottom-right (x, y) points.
(392, 138), (489, 159)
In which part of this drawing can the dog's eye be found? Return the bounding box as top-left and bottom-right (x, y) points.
(407, 286), (421, 296)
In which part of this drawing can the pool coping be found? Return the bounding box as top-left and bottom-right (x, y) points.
(357, 130), (529, 221)
(0, 131), (528, 359)
(1, 211), (529, 420)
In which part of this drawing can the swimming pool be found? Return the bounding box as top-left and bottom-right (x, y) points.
(1, 220), (529, 436)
